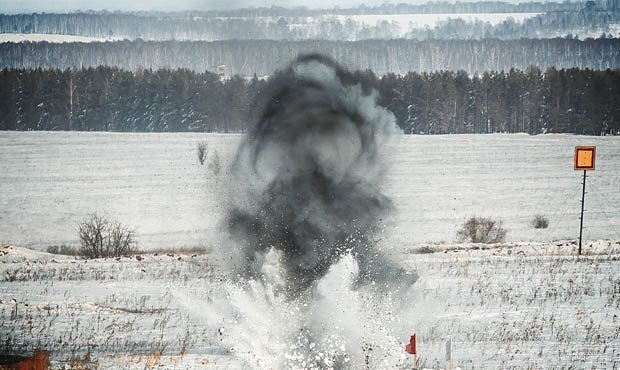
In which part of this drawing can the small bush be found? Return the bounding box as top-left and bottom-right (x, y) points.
(412, 246), (435, 254)
(457, 216), (507, 243)
(46, 244), (78, 255)
(78, 214), (136, 258)
(140, 246), (210, 255)
(532, 214), (549, 229)
(196, 141), (208, 165)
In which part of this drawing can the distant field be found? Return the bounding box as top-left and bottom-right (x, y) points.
(218, 13), (540, 25)
(0, 13), (541, 44)
(1, 131), (620, 369)
(0, 132), (619, 250)
(330, 13), (541, 36)
(0, 33), (122, 43)
(0, 132), (236, 249)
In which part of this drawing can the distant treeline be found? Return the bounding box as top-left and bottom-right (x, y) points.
(171, 1), (584, 16)
(1, 38), (620, 76)
(432, 7), (620, 40)
(0, 5), (618, 42)
(1, 66), (618, 135)
(0, 1), (584, 23)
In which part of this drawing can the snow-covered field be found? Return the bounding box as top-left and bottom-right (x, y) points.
(1, 132), (619, 250)
(2, 132), (620, 368)
(2, 240), (619, 368)
(0, 13), (542, 43)
(0, 132), (238, 249)
(330, 12), (540, 32)
(270, 13), (540, 38)
(0, 33), (123, 43)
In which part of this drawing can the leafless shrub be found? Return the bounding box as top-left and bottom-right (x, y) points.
(457, 216), (507, 243)
(78, 214), (136, 258)
(412, 246), (435, 254)
(196, 141), (208, 165)
(46, 244), (78, 256)
(532, 214), (549, 229)
(5, 268), (20, 282)
(137, 246), (210, 255)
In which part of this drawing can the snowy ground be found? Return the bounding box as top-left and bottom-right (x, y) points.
(0, 33), (124, 43)
(1, 241), (619, 368)
(2, 132), (620, 368)
(1, 132), (619, 250)
(0, 132), (238, 249)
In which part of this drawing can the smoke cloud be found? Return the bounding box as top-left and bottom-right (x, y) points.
(226, 54), (412, 294)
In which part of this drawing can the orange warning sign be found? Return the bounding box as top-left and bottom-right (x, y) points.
(574, 146), (596, 171)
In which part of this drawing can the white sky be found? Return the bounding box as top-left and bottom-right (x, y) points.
(0, 0), (539, 13)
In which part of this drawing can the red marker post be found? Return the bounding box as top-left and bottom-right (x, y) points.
(405, 334), (417, 368)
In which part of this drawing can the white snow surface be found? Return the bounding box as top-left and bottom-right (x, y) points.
(1, 241), (619, 368)
(1, 132), (620, 368)
(0, 33), (124, 43)
(1, 132), (619, 250)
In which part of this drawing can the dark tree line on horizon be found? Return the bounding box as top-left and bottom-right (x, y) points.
(1, 38), (620, 77)
(1, 66), (618, 135)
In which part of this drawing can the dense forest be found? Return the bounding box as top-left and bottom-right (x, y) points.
(1, 66), (618, 135)
(1, 1), (618, 136)
(1, 3), (618, 41)
(1, 38), (619, 76)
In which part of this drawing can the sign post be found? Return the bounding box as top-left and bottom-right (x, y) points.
(574, 146), (596, 255)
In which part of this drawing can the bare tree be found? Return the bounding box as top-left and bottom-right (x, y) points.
(196, 141), (208, 165)
(78, 214), (136, 258)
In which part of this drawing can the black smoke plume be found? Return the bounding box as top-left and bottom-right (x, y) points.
(227, 54), (411, 293)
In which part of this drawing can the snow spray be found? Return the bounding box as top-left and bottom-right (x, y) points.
(209, 54), (417, 369)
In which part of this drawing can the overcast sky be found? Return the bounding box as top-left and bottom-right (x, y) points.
(0, 0), (537, 13)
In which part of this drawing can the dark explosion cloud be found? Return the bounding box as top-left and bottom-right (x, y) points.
(226, 54), (414, 293)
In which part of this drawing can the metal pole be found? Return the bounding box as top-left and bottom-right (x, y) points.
(578, 170), (586, 255)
